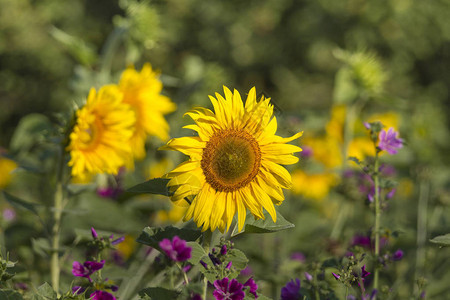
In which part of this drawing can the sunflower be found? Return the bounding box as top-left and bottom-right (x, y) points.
(67, 85), (136, 179)
(161, 87), (302, 232)
(119, 64), (176, 160)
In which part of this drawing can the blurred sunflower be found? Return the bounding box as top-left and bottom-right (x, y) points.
(291, 170), (337, 201)
(0, 155), (17, 189)
(119, 64), (176, 161)
(67, 86), (136, 180)
(161, 86), (303, 232)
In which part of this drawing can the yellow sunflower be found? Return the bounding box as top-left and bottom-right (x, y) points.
(0, 155), (17, 189)
(119, 64), (176, 160)
(161, 87), (303, 232)
(67, 85), (136, 179)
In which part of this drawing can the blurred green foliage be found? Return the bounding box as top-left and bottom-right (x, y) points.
(1, 0), (449, 299)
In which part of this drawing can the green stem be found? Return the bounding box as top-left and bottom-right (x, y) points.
(314, 272), (320, 300)
(414, 176), (429, 296)
(373, 151), (380, 295)
(51, 148), (66, 295)
(176, 263), (189, 285)
(202, 230), (213, 300)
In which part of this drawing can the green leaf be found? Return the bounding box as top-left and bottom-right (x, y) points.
(348, 156), (362, 166)
(253, 295), (272, 300)
(30, 283), (57, 300)
(332, 68), (358, 105)
(138, 287), (178, 300)
(9, 114), (53, 153)
(120, 178), (171, 200)
(31, 238), (52, 257)
(0, 289), (24, 300)
(186, 242), (207, 265)
(227, 249), (249, 271)
(198, 248), (248, 283)
(2, 191), (41, 216)
(231, 210), (294, 237)
(136, 226), (201, 248)
(49, 26), (98, 66)
(430, 233), (450, 247)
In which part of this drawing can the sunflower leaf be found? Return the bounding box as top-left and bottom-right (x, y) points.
(231, 210), (294, 237)
(120, 178), (172, 201)
(430, 233), (450, 247)
(136, 226), (201, 249)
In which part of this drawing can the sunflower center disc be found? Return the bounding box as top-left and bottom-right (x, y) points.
(201, 129), (261, 192)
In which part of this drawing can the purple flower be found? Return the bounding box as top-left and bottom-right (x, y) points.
(363, 122), (371, 130)
(90, 290), (116, 300)
(304, 272), (313, 281)
(2, 208), (16, 221)
(281, 278), (301, 300)
(72, 286), (85, 295)
(111, 236), (125, 246)
(209, 253), (222, 266)
(91, 227), (98, 239)
(183, 264), (192, 273)
(361, 265), (371, 278)
(352, 235), (372, 249)
(72, 260), (105, 281)
(244, 278), (258, 298)
(159, 236), (192, 262)
(226, 261), (233, 270)
(213, 278), (245, 300)
(300, 146), (313, 158)
(220, 245), (228, 256)
(240, 266), (253, 276)
(332, 273), (340, 280)
(290, 252), (306, 262)
(200, 260), (208, 270)
(378, 128), (403, 155)
(392, 249), (404, 261)
(386, 188), (396, 199)
(192, 294), (202, 300)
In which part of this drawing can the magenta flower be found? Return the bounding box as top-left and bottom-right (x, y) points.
(361, 265), (371, 279)
(378, 128), (403, 154)
(213, 278), (245, 300)
(72, 286), (85, 295)
(91, 227), (99, 239)
(281, 278), (301, 300)
(90, 290), (116, 300)
(243, 278), (258, 298)
(159, 236), (192, 262)
(392, 249), (404, 261)
(304, 272), (313, 281)
(72, 260), (105, 281)
(332, 273), (341, 280)
(290, 252), (306, 262)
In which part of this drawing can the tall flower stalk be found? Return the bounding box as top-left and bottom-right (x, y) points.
(372, 149), (380, 292)
(51, 146), (67, 295)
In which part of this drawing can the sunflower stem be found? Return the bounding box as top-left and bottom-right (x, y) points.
(202, 230), (213, 299)
(373, 150), (380, 295)
(51, 147), (66, 295)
